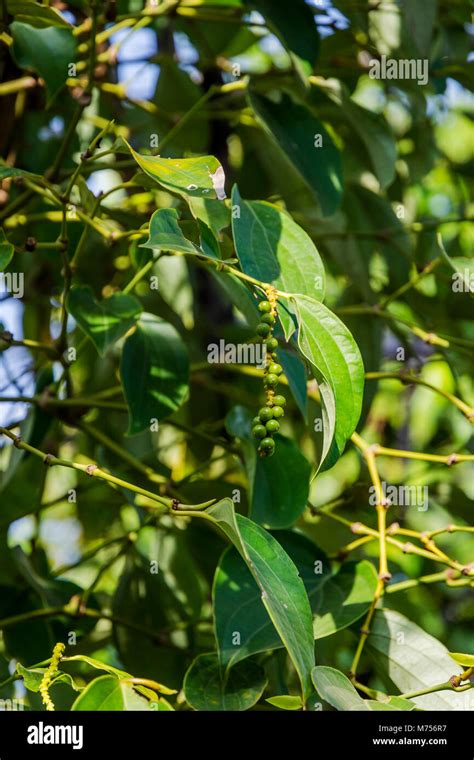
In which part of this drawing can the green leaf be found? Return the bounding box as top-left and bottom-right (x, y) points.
(183, 653), (266, 711)
(251, 437), (311, 528)
(141, 208), (200, 254)
(71, 675), (150, 711)
(67, 286), (142, 357)
(7, 0), (71, 28)
(312, 666), (368, 710)
(226, 407), (311, 529)
(140, 208), (218, 260)
(121, 313), (189, 434)
(214, 529), (376, 668)
(266, 694), (303, 710)
(249, 91), (343, 216)
(293, 295), (364, 470)
(231, 185), (325, 301)
(206, 500), (315, 699)
(0, 229), (14, 271)
(11, 22), (76, 105)
(366, 697), (416, 711)
(127, 143), (226, 200)
(17, 663), (81, 693)
(187, 195), (230, 237)
(313, 560), (378, 639)
(242, 0), (320, 70)
(278, 349), (308, 421)
(450, 653), (474, 668)
(366, 609), (466, 710)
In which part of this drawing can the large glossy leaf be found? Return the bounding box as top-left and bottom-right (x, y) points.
(366, 609), (467, 710)
(231, 186), (325, 302)
(68, 286), (142, 357)
(127, 144), (225, 200)
(226, 406), (311, 529)
(121, 313), (189, 434)
(214, 530), (377, 667)
(71, 675), (149, 711)
(183, 653), (266, 711)
(205, 500), (315, 699)
(11, 22), (75, 104)
(249, 92), (343, 216)
(293, 295), (364, 470)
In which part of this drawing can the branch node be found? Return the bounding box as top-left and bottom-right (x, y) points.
(350, 521), (364, 534)
(447, 453), (458, 466)
(43, 453), (54, 467)
(86, 464), (98, 476)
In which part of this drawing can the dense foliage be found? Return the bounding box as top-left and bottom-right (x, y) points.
(0, 0), (472, 712)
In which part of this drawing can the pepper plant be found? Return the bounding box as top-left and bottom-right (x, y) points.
(0, 0), (473, 712)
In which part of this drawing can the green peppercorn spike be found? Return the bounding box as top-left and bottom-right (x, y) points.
(256, 323), (271, 337)
(258, 406), (274, 422)
(265, 337), (278, 351)
(272, 405), (284, 419)
(268, 362), (282, 376)
(266, 419), (280, 434)
(252, 424), (267, 439)
(263, 373), (279, 387)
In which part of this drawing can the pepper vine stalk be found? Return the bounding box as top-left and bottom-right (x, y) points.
(0, 426), (216, 513)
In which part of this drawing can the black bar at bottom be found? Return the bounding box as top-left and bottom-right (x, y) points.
(0, 710), (470, 757)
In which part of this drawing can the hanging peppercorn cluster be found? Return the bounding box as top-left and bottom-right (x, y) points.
(252, 289), (287, 457)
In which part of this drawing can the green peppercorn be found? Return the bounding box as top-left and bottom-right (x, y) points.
(258, 300), (272, 313)
(272, 405), (284, 418)
(258, 406), (274, 422)
(256, 322), (271, 337)
(265, 337), (278, 351)
(252, 424), (267, 439)
(259, 437), (275, 454)
(264, 373), (279, 387)
(266, 419), (280, 434)
(260, 313), (275, 325)
(268, 362), (282, 376)
(272, 395), (286, 407)
(252, 416), (261, 426)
